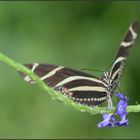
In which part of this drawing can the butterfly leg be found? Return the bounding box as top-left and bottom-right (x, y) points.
(107, 92), (113, 108)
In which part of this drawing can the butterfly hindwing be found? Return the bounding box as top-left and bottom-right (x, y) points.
(19, 63), (107, 106)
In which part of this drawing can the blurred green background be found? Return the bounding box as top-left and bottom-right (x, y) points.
(0, 1), (140, 139)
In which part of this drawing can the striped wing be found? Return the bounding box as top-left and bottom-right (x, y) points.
(19, 63), (107, 106)
(109, 22), (138, 89)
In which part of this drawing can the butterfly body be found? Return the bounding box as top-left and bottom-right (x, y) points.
(19, 22), (138, 107)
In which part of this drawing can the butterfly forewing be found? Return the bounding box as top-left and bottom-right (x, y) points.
(20, 63), (107, 106)
(109, 22), (138, 89)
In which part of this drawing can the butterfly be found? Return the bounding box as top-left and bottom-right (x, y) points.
(19, 22), (138, 108)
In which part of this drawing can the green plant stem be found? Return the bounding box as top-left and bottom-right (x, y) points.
(0, 52), (140, 115)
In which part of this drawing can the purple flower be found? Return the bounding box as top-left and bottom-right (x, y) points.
(114, 92), (128, 102)
(114, 92), (129, 126)
(98, 92), (129, 128)
(98, 114), (115, 128)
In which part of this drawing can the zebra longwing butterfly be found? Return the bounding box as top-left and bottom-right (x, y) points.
(20, 22), (138, 108)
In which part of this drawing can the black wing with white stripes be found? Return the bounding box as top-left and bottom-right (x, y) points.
(109, 22), (138, 90)
(20, 63), (107, 106)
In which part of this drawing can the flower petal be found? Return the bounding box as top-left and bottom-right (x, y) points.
(98, 114), (115, 128)
(98, 93), (129, 128)
(114, 92), (129, 126)
(116, 119), (129, 126)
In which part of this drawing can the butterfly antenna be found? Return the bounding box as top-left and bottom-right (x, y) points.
(81, 68), (104, 73)
(105, 61), (114, 72)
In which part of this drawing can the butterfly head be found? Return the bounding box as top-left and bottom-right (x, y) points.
(101, 71), (110, 85)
